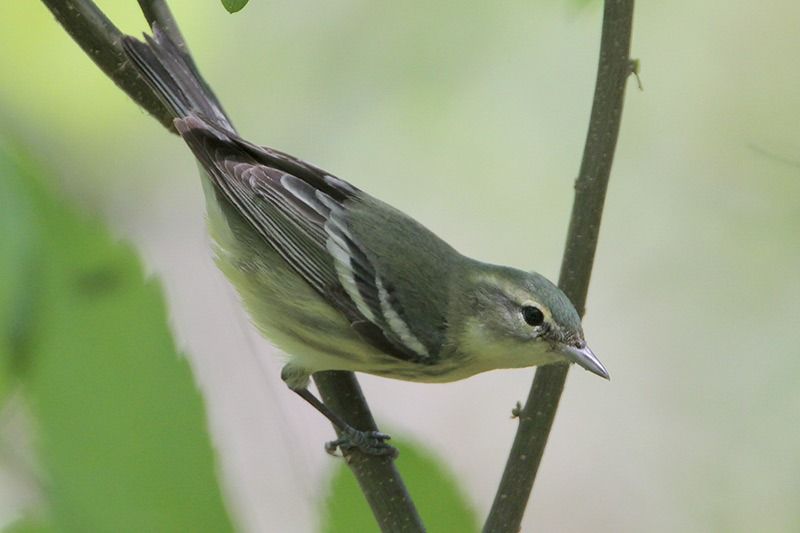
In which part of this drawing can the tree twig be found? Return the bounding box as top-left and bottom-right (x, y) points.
(136, 0), (187, 51)
(315, 372), (425, 533)
(41, 1), (424, 530)
(483, 1), (635, 531)
(41, 0), (175, 131)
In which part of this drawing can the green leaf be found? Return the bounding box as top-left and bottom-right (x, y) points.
(221, 0), (249, 14)
(0, 140), (234, 532)
(322, 438), (478, 533)
(0, 141), (41, 402)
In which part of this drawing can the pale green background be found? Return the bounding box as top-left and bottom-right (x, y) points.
(2, 1), (799, 531)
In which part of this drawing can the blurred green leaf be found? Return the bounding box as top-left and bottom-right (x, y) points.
(0, 141), (41, 402)
(221, 0), (249, 14)
(0, 140), (234, 532)
(322, 438), (478, 533)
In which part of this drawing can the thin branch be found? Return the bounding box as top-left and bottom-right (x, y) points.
(41, 0), (175, 131)
(315, 372), (425, 533)
(483, 1), (635, 531)
(136, 0), (187, 51)
(43, 0), (424, 530)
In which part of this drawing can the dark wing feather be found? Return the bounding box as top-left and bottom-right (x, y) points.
(176, 116), (432, 363)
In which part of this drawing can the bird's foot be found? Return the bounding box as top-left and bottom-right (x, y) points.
(325, 426), (398, 458)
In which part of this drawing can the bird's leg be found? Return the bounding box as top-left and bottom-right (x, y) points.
(281, 365), (396, 457)
(290, 387), (396, 458)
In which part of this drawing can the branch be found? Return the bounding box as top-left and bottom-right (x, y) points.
(42, 1), (424, 530)
(483, 1), (635, 531)
(315, 372), (425, 532)
(41, 0), (175, 131)
(136, 0), (187, 52)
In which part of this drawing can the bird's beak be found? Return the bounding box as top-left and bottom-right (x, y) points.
(557, 342), (610, 380)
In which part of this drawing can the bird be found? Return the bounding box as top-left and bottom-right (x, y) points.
(122, 24), (609, 457)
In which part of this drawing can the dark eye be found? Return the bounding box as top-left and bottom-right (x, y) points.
(521, 305), (545, 327)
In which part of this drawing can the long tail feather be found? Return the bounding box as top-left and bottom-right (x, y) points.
(122, 24), (234, 133)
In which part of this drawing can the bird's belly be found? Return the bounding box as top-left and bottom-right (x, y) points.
(214, 237), (483, 382)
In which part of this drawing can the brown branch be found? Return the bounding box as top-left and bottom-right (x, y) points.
(315, 372), (425, 532)
(41, 0), (175, 131)
(136, 0), (187, 51)
(483, 1), (635, 531)
(41, 1), (424, 530)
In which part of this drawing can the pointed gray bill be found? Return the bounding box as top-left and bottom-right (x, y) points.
(557, 343), (610, 380)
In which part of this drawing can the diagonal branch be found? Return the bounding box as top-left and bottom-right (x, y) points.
(41, 1), (424, 530)
(41, 0), (175, 131)
(315, 372), (425, 532)
(137, 0), (187, 52)
(483, 1), (635, 531)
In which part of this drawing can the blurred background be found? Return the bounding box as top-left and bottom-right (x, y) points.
(1, 0), (799, 531)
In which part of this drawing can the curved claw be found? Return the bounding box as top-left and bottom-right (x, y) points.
(325, 427), (398, 458)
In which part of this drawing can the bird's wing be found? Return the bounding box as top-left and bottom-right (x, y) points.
(176, 116), (436, 363)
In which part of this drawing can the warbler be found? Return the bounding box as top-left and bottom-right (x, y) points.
(122, 25), (608, 456)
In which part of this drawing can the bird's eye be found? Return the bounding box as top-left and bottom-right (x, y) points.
(521, 305), (545, 327)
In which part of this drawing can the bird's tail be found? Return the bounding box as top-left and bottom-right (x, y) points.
(122, 24), (235, 133)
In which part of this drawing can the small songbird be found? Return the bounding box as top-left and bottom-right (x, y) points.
(123, 25), (608, 456)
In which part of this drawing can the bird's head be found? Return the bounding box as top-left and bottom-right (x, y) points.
(457, 264), (609, 379)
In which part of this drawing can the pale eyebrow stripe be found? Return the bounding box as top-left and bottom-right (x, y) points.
(474, 275), (554, 321)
